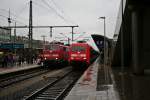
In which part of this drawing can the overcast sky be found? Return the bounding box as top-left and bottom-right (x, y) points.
(0, 0), (121, 50)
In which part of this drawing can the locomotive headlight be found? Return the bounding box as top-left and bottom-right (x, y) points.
(71, 57), (74, 59)
(44, 57), (47, 60)
(83, 57), (87, 59)
(56, 58), (58, 60)
(71, 54), (77, 57)
(80, 54), (86, 57)
(53, 54), (59, 57)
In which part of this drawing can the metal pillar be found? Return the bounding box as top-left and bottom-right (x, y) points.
(14, 22), (17, 54)
(14, 22), (16, 43)
(41, 35), (46, 45)
(68, 38), (70, 45)
(121, 1), (126, 98)
(29, 0), (33, 49)
(99, 17), (106, 64)
(104, 17), (106, 66)
(131, 8), (144, 74)
(8, 9), (11, 42)
(71, 27), (74, 42)
(121, 0), (124, 73)
(50, 27), (53, 37)
(29, 0), (33, 64)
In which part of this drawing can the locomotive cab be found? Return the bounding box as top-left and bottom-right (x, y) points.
(41, 43), (69, 67)
(69, 43), (90, 67)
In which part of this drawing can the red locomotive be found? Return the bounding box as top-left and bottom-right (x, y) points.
(69, 42), (99, 68)
(39, 42), (69, 67)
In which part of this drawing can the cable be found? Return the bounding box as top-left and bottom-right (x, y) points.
(0, 14), (27, 26)
(48, 0), (77, 25)
(34, 0), (66, 24)
(49, 0), (64, 15)
(40, 0), (73, 25)
(33, 1), (53, 13)
(14, 2), (29, 21)
(34, 0), (78, 26)
(0, 8), (28, 22)
(0, 8), (28, 25)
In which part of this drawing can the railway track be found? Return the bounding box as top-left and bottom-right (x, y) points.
(0, 68), (50, 88)
(23, 71), (82, 100)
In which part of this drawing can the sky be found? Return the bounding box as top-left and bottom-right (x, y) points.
(0, 0), (121, 50)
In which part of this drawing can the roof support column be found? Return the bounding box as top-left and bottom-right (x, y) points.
(131, 7), (144, 75)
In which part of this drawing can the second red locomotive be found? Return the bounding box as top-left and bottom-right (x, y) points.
(40, 42), (69, 67)
(69, 42), (99, 68)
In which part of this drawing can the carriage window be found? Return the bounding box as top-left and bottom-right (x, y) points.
(71, 46), (86, 52)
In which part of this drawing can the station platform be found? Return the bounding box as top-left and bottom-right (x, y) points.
(0, 64), (40, 75)
(65, 58), (120, 100)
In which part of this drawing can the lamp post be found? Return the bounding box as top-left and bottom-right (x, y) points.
(99, 16), (106, 65)
(99, 16), (108, 88)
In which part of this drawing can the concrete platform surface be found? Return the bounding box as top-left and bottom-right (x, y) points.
(65, 59), (120, 100)
(0, 64), (40, 75)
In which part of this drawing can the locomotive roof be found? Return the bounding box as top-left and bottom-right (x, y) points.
(71, 42), (92, 48)
(71, 42), (89, 45)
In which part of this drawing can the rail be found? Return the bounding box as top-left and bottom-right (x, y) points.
(0, 68), (50, 88)
(23, 71), (82, 100)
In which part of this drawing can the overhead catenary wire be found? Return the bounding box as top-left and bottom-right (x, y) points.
(0, 7), (28, 26)
(32, 1), (55, 15)
(14, 2), (29, 21)
(0, 8), (28, 23)
(47, 0), (77, 25)
(34, 0), (81, 41)
(33, 0), (80, 41)
(0, 0), (80, 42)
(39, 0), (79, 41)
(39, 0), (74, 25)
(33, 0), (66, 23)
(0, 1), (29, 39)
(0, 14), (27, 26)
(50, 0), (64, 14)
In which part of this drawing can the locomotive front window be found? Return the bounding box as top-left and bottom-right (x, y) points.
(45, 45), (59, 51)
(71, 46), (86, 52)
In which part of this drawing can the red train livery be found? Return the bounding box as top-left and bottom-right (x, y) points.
(69, 42), (99, 68)
(40, 43), (69, 67)
(38, 41), (99, 68)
